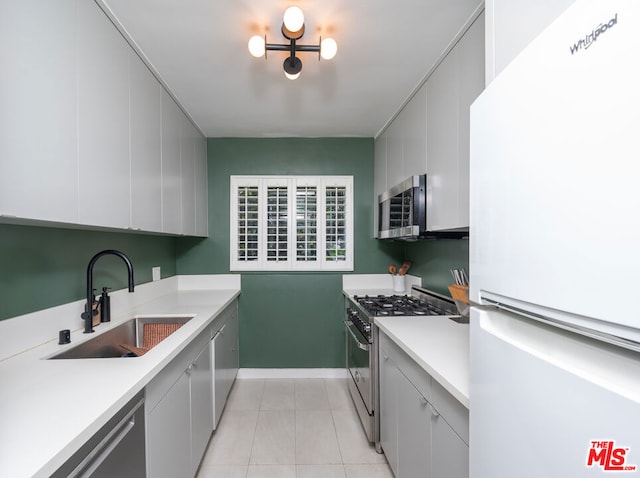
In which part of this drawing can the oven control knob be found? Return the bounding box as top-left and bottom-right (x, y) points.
(364, 323), (371, 332)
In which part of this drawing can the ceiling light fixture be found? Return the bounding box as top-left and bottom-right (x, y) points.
(248, 6), (337, 80)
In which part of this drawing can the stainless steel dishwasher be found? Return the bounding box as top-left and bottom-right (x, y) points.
(51, 391), (146, 478)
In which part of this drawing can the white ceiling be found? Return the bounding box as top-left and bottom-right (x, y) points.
(99, 0), (484, 138)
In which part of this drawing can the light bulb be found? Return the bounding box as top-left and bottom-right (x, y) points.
(283, 56), (302, 80)
(283, 6), (304, 33)
(248, 35), (265, 58)
(284, 70), (301, 80)
(320, 38), (337, 60)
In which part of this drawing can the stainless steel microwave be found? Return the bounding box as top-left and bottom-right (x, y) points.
(378, 175), (427, 240)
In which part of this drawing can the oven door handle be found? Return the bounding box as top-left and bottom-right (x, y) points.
(344, 320), (370, 351)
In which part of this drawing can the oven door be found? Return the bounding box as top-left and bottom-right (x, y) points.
(344, 320), (372, 413)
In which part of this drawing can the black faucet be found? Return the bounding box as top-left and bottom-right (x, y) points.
(81, 250), (135, 333)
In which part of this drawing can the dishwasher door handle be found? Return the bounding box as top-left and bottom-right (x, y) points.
(72, 398), (144, 478)
(344, 321), (370, 351)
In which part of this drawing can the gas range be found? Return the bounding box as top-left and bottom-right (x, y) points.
(353, 293), (454, 317)
(346, 286), (462, 341)
(344, 285), (462, 451)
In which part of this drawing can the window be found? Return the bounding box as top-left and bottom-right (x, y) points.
(230, 176), (353, 271)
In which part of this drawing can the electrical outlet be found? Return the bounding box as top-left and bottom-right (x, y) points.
(152, 266), (161, 281)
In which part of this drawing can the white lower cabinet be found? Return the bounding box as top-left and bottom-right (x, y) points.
(145, 329), (213, 478)
(380, 350), (400, 473)
(190, 340), (214, 475)
(146, 300), (239, 477)
(379, 331), (469, 478)
(396, 373), (432, 477)
(147, 372), (192, 478)
(432, 408), (469, 478)
(212, 303), (239, 429)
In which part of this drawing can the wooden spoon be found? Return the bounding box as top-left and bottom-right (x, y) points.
(388, 264), (397, 275)
(398, 260), (412, 275)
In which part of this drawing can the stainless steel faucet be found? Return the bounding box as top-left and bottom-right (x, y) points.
(81, 250), (135, 333)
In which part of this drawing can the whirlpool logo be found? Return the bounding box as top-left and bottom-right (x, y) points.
(570, 13), (618, 55)
(587, 441), (637, 472)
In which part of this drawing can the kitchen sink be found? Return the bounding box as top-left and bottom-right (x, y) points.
(48, 316), (193, 359)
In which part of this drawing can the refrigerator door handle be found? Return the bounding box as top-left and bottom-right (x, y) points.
(479, 298), (640, 354)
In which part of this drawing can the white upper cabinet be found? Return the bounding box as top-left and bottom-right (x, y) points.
(426, 12), (485, 231)
(384, 83), (428, 189)
(374, 12), (484, 234)
(180, 116), (197, 236)
(385, 113), (405, 188)
(374, 132), (388, 198)
(161, 91), (183, 235)
(373, 132), (388, 237)
(0, 0), (208, 237)
(457, 15), (486, 229)
(0, 0), (78, 223)
(130, 52), (162, 232)
(194, 136), (209, 237)
(426, 49), (459, 231)
(402, 84), (428, 180)
(77, 0), (130, 229)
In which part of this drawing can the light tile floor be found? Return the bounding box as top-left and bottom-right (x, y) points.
(197, 378), (394, 478)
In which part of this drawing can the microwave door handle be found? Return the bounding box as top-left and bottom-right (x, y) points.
(344, 321), (370, 351)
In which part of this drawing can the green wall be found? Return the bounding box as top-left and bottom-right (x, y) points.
(0, 223), (177, 321)
(0, 137), (468, 368)
(403, 239), (469, 296)
(176, 138), (403, 368)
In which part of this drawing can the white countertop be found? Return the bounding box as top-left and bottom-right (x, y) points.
(0, 278), (240, 478)
(375, 316), (469, 408)
(343, 274), (469, 409)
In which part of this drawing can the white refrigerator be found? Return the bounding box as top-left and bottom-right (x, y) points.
(470, 1), (640, 476)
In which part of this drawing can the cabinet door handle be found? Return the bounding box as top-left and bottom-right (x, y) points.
(383, 354), (389, 361)
(429, 403), (440, 418)
(186, 363), (195, 375)
(419, 396), (428, 406)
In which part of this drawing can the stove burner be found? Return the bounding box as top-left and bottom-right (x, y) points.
(353, 294), (452, 317)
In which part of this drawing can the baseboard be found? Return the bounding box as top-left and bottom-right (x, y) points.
(237, 368), (349, 379)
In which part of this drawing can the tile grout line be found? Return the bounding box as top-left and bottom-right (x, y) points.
(246, 379), (265, 477)
(294, 379), (298, 472)
(325, 378), (348, 469)
(197, 378), (392, 477)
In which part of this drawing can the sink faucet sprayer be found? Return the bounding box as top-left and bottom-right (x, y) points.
(81, 249), (135, 333)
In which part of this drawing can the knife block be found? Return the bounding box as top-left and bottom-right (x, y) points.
(448, 284), (470, 318)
